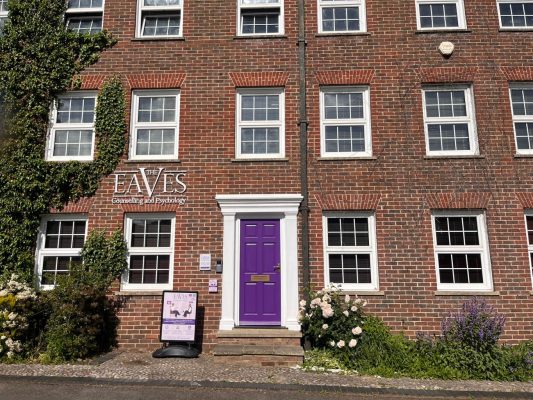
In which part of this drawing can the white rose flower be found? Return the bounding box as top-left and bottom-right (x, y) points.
(344, 294), (350, 303)
(322, 324), (328, 330)
(329, 340), (335, 347)
(7, 351), (14, 358)
(351, 306), (358, 312)
(8, 312), (17, 321)
(352, 326), (362, 335)
(349, 339), (358, 348)
(322, 307), (334, 318)
(299, 300), (307, 308)
(0, 289), (8, 297)
(355, 298), (363, 305)
(343, 310), (349, 317)
(0, 335), (6, 340)
(336, 340), (345, 348)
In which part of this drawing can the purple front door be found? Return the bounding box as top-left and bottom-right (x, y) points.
(239, 219), (281, 326)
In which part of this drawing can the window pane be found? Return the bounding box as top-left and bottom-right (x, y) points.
(499, 2), (533, 27)
(68, 0), (103, 8)
(67, 16), (103, 34)
(241, 11), (279, 34)
(136, 129), (175, 156)
(240, 127), (279, 154)
(322, 6), (360, 32)
(143, 15), (181, 36)
(419, 3), (459, 28)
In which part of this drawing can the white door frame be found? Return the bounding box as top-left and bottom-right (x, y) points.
(216, 194), (303, 331)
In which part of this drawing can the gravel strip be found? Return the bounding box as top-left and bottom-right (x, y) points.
(0, 351), (531, 394)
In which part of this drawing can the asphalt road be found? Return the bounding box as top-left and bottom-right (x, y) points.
(0, 376), (531, 400)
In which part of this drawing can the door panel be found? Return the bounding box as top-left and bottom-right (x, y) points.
(239, 219), (281, 325)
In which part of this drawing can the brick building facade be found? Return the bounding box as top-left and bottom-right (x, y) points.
(29, 0), (533, 353)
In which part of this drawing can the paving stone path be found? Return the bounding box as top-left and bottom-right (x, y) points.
(0, 351), (531, 395)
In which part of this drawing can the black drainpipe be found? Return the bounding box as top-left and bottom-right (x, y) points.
(297, 0), (310, 300)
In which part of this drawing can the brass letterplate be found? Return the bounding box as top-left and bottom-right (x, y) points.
(250, 274), (270, 282)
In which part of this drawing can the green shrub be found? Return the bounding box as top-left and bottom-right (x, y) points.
(41, 230), (126, 362)
(347, 315), (414, 376)
(300, 287), (366, 353)
(301, 295), (533, 381)
(0, 274), (38, 360)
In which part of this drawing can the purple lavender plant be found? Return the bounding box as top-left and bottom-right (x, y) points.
(441, 298), (506, 350)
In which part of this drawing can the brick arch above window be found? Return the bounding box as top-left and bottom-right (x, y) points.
(315, 69), (374, 86)
(314, 194), (381, 211)
(517, 192), (533, 208)
(228, 72), (290, 88)
(126, 73), (187, 89)
(417, 67), (478, 84)
(500, 67), (533, 82)
(425, 192), (492, 209)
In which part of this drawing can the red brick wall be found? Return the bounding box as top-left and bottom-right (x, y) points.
(75, 0), (302, 351)
(305, 0), (533, 342)
(61, 0), (533, 349)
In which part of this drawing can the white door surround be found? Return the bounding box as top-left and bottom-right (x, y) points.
(216, 194), (303, 331)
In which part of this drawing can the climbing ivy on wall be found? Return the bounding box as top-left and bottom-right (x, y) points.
(0, 0), (125, 278)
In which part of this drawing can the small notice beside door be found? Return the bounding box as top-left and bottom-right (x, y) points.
(199, 253), (211, 271)
(160, 291), (198, 343)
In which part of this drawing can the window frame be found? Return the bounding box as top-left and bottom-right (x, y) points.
(320, 85), (372, 158)
(317, 0), (367, 34)
(526, 211), (533, 289)
(136, 0), (183, 39)
(415, 0), (467, 31)
(497, 0), (533, 30)
(431, 211), (493, 292)
(509, 83), (533, 155)
(35, 214), (88, 290)
(235, 87), (285, 159)
(46, 91), (98, 162)
(65, 0), (105, 34)
(129, 89), (180, 161)
(422, 85), (478, 156)
(322, 212), (379, 292)
(122, 213), (175, 291)
(237, 0), (284, 37)
(0, 0), (8, 34)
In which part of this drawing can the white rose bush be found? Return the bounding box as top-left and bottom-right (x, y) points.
(299, 286), (365, 359)
(0, 274), (37, 360)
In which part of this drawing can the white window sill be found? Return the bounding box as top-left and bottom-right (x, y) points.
(127, 157), (180, 162)
(123, 159), (181, 163)
(499, 28), (533, 32)
(115, 290), (164, 296)
(435, 291), (500, 296)
(231, 157), (288, 162)
(315, 32), (371, 37)
(132, 37), (185, 42)
(233, 35), (287, 40)
(514, 154), (533, 158)
(318, 156), (377, 161)
(415, 29), (471, 34)
(424, 155), (484, 159)
(46, 158), (94, 163)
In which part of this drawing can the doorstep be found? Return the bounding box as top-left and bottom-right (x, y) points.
(213, 328), (304, 367)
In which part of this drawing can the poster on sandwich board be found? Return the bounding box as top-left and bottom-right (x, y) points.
(160, 291), (198, 343)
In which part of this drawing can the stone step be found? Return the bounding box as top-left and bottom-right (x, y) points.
(216, 329), (302, 339)
(213, 344), (304, 357)
(213, 329), (304, 366)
